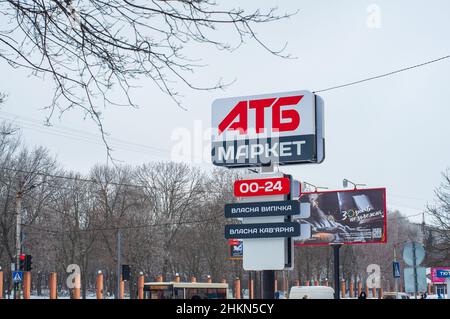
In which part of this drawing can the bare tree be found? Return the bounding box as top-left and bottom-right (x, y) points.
(426, 169), (450, 263)
(0, 123), (21, 265)
(135, 162), (206, 277)
(0, 1), (295, 156)
(0, 92), (6, 105)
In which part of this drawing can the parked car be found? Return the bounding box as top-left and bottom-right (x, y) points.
(289, 286), (335, 299)
(382, 292), (410, 299)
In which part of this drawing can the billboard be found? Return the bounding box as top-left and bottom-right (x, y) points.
(211, 90), (325, 167)
(295, 188), (387, 245)
(431, 267), (450, 283)
(228, 239), (243, 259)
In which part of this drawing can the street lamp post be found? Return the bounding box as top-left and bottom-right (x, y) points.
(301, 181), (328, 192)
(342, 179), (366, 190)
(14, 183), (36, 299)
(394, 244), (399, 298)
(14, 191), (22, 299)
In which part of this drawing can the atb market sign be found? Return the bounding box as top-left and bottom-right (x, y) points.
(211, 90), (325, 167)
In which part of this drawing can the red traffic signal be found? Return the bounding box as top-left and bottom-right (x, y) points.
(19, 254), (26, 270)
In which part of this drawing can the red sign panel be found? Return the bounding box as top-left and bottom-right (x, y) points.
(234, 177), (290, 197)
(228, 239), (240, 246)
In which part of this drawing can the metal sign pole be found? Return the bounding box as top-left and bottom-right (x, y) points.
(14, 190), (22, 300)
(260, 165), (276, 299)
(446, 278), (450, 299)
(412, 242), (418, 299)
(116, 229), (121, 300)
(262, 270), (275, 299)
(394, 245), (398, 298)
(333, 244), (342, 299)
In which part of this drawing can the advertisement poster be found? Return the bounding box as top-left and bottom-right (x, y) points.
(295, 188), (387, 245)
(228, 239), (243, 259)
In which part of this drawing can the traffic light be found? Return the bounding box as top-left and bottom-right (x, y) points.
(121, 265), (131, 281)
(19, 254), (26, 271)
(24, 254), (33, 271)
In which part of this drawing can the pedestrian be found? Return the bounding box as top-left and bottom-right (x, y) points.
(358, 291), (367, 299)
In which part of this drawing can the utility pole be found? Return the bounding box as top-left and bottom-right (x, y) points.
(394, 244), (399, 297)
(14, 190), (23, 299)
(412, 242), (418, 299)
(422, 212), (426, 241)
(116, 229), (121, 299)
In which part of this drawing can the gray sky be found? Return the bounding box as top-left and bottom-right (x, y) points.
(1, 0), (450, 224)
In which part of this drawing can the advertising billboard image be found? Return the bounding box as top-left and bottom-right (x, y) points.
(295, 188), (387, 246)
(228, 239), (243, 259)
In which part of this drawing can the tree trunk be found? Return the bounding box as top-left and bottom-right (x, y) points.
(37, 272), (42, 296)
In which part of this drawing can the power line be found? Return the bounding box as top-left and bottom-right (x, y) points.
(390, 211), (424, 220)
(0, 112), (171, 157)
(313, 54), (450, 94)
(0, 166), (233, 196)
(0, 110), (170, 153)
(389, 193), (428, 202)
(20, 216), (224, 234)
(0, 166), (165, 190)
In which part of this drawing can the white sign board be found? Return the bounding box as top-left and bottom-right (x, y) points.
(447, 278), (450, 300)
(404, 267), (427, 293)
(236, 173), (290, 270)
(403, 242), (425, 266)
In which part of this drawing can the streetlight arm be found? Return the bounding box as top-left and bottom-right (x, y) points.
(343, 179), (366, 190)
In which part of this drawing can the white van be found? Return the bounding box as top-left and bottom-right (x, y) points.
(382, 292), (410, 299)
(289, 286), (335, 299)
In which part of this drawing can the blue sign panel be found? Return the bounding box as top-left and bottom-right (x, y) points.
(436, 269), (450, 278)
(12, 271), (23, 283)
(225, 222), (301, 239)
(393, 261), (401, 278)
(225, 200), (300, 218)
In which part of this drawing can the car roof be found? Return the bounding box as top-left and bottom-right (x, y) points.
(290, 286), (334, 291)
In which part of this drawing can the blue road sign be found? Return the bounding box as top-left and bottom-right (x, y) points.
(224, 200), (301, 218)
(12, 271), (23, 283)
(436, 269), (450, 278)
(393, 261), (401, 278)
(225, 222), (301, 239)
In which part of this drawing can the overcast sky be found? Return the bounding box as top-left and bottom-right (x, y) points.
(1, 0), (450, 224)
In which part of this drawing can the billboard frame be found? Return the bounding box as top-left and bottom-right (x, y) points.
(294, 187), (387, 247)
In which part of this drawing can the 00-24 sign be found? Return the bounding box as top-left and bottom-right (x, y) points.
(234, 177), (290, 197)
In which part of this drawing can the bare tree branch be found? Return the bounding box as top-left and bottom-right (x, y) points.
(0, 0), (296, 161)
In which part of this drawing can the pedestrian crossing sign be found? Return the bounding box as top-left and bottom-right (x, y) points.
(393, 262), (401, 278)
(12, 271), (23, 283)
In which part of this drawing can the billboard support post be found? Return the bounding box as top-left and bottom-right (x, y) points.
(394, 244), (399, 298)
(412, 242), (418, 299)
(262, 270), (275, 299)
(332, 244), (342, 299)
